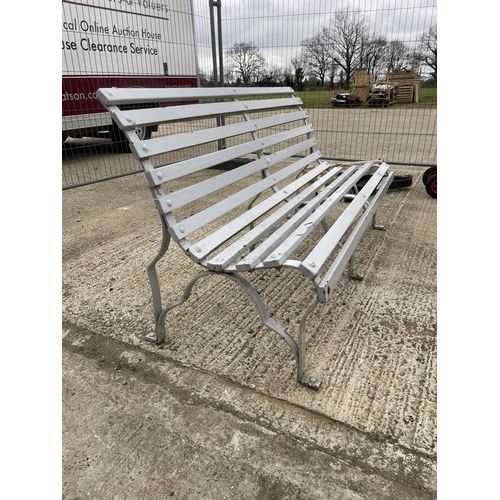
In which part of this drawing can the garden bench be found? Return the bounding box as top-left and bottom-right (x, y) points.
(96, 86), (394, 389)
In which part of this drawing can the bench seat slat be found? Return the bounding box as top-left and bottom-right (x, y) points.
(112, 98), (304, 129)
(157, 138), (317, 213)
(96, 86), (296, 106)
(318, 171), (394, 301)
(204, 164), (342, 269)
(234, 166), (361, 271)
(190, 156), (327, 261)
(300, 163), (390, 279)
(241, 162), (375, 270)
(169, 151), (321, 241)
(131, 110), (310, 160)
(145, 124), (314, 185)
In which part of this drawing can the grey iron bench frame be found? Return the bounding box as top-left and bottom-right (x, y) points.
(97, 86), (394, 390)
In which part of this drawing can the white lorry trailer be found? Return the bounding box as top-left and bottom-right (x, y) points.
(62, 0), (198, 145)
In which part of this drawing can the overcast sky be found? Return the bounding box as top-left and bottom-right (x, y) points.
(191, 0), (437, 72)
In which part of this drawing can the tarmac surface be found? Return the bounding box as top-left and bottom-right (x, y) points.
(62, 161), (437, 499)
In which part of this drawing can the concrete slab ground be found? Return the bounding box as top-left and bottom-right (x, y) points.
(62, 163), (437, 499)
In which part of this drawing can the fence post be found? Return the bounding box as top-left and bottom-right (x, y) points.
(209, 0), (226, 150)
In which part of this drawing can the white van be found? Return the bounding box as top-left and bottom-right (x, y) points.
(62, 0), (198, 146)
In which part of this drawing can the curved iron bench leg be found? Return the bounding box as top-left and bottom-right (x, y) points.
(144, 216), (171, 344)
(148, 269), (322, 389)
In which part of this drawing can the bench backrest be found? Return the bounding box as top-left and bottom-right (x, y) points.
(97, 87), (327, 265)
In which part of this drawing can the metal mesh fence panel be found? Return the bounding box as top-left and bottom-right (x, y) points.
(62, 0), (205, 188)
(62, 0), (437, 189)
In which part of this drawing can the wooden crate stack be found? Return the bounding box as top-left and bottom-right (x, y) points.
(385, 71), (421, 103)
(351, 69), (374, 102)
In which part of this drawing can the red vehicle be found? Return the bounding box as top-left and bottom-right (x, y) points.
(62, 0), (198, 144)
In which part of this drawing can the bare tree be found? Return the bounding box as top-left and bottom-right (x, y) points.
(224, 42), (266, 85)
(290, 56), (306, 91)
(418, 25), (437, 81)
(386, 40), (411, 72)
(327, 60), (339, 89)
(301, 27), (332, 87)
(326, 5), (371, 85)
(361, 32), (388, 78)
(259, 64), (285, 85)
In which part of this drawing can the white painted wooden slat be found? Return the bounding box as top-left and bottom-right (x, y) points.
(169, 152), (321, 241)
(96, 87), (295, 106)
(158, 138), (316, 213)
(258, 162), (376, 269)
(299, 163), (390, 279)
(145, 124), (314, 186)
(317, 172), (394, 301)
(190, 156), (327, 261)
(112, 97), (303, 130)
(234, 166), (359, 271)
(204, 165), (342, 269)
(131, 110), (310, 159)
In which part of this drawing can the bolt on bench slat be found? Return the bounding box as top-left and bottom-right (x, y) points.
(156, 138), (317, 215)
(318, 172), (394, 302)
(145, 124), (314, 186)
(191, 159), (329, 263)
(96, 86), (298, 106)
(300, 163), (390, 279)
(240, 164), (372, 271)
(205, 164), (342, 270)
(168, 151), (321, 241)
(112, 97), (305, 130)
(130, 110), (310, 160)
